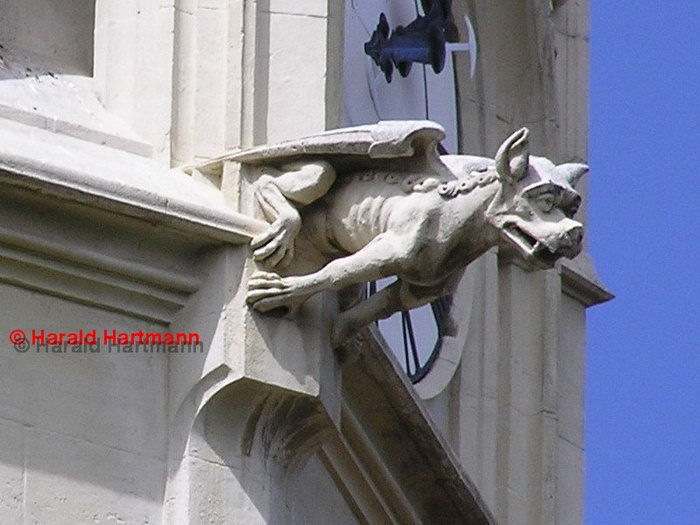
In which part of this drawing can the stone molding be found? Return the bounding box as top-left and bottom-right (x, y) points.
(0, 118), (266, 245)
(0, 226), (195, 324)
(0, 118), (265, 323)
(559, 254), (614, 306)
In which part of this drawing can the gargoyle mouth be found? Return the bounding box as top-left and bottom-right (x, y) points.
(502, 225), (561, 268)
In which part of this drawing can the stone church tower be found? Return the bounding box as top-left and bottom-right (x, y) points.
(0, 1), (610, 523)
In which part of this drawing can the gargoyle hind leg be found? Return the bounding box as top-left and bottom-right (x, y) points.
(251, 160), (336, 268)
(331, 278), (451, 349)
(247, 232), (412, 314)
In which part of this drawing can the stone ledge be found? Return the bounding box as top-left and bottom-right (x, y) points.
(0, 117), (267, 245)
(0, 119), (268, 322)
(559, 253), (614, 307)
(501, 248), (613, 307)
(0, 234), (194, 324)
(342, 326), (497, 524)
(0, 183), (204, 324)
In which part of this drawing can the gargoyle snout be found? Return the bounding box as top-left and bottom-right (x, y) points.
(566, 225), (583, 247)
(558, 224), (584, 257)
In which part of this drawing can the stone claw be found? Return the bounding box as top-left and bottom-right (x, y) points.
(248, 293), (294, 312)
(247, 272), (310, 314)
(248, 271), (287, 289)
(251, 219), (299, 269)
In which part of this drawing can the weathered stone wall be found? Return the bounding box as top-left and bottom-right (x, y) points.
(416, 2), (610, 524)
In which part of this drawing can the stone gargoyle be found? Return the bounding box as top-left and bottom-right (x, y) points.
(237, 121), (587, 348)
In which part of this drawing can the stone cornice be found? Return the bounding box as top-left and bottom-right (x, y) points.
(502, 248), (613, 307)
(0, 119), (266, 323)
(0, 118), (266, 245)
(559, 253), (614, 307)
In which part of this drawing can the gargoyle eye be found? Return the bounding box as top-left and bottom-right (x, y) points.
(562, 194), (581, 218)
(536, 193), (556, 213)
(565, 202), (580, 218)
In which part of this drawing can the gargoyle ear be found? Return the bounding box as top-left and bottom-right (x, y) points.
(495, 127), (530, 182)
(556, 163), (589, 188)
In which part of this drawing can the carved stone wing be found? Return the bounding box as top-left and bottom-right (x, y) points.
(226, 120), (447, 172)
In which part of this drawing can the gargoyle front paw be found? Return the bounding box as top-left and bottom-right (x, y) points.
(246, 271), (306, 314)
(250, 218), (300, 269)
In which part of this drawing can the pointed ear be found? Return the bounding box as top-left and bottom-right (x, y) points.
(557, 163), (589, 187)
(495, 128), (530, 183)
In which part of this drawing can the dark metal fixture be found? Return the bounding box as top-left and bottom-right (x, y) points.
(364, 0), (458, 82)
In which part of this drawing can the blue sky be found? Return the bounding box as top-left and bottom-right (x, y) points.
(587, 3), (700, 523)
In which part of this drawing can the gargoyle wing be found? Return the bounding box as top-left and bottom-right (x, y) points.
(224, 120), (448, 174)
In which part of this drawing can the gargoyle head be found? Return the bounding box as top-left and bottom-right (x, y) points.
(486, 128), (587, 268)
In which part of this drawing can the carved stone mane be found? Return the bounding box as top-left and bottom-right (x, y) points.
(436, 169), (498, 198)
(341, 166), (498, 198)
(341, 170), (443, 194)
